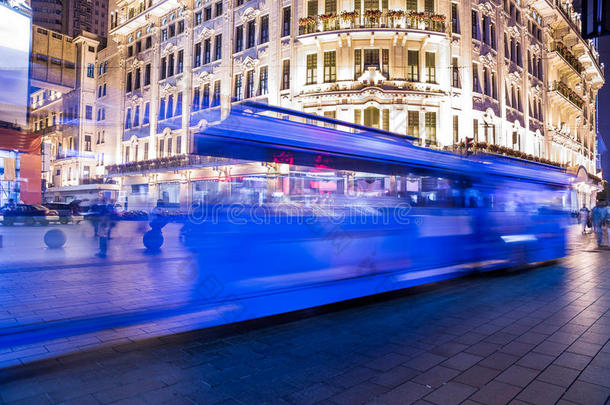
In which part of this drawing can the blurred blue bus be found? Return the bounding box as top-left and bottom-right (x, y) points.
(182, 102), (572, 321)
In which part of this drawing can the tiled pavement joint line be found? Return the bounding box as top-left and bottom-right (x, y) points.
(0, 256), (188, 274)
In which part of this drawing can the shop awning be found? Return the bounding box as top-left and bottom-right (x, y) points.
(0, 127), (41, 154)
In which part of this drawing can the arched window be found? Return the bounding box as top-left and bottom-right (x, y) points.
(363, 106), (380, 128)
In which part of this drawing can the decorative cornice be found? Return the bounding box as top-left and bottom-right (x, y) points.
(530, 83), (543, 96)
(507, 25), (520, 38)
(196, 70), (214, 84)
(478, 2), (494, 17)
(160, 83), (176, 96)
(236, 55), (260, 71)
(163, 42), (177, 56)
(128, 94), (143, 105)
(240, 7), (260, 24)
(529, 43), (541, 53)
(479, 52), (496, 68)
(199, 27), (215, 40)
(130, 56), (145, 70)
(508, 71), (521, 83)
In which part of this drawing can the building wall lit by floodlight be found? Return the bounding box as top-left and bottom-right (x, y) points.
(35, 0), (607, 208)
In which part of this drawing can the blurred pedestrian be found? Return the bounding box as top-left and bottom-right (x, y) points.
(96, 203), (111, 258)
(90, 196), (104, 237)
(579, 204), (590, 234)
(591, 201), (607, 247)
(106, 201), (118, 240)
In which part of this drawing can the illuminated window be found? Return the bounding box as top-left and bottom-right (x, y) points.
(247, 20), (255, 48)
(234, 74), (243, 100)
(144, 64), (151, 86)
(425, 112), (436, 145)
(354, 49), (362, 79)
(364, 106), (380, 129)
(407, 50), (419, 82)
(203, 84), (210, 108)
(214, 34), (222, 60)
(166, 95), (174, 118)
(425, 52), (436, 83)
(194, 42), (202, 67)
(324, 51), (336, 83)
(235, 26), (243, 52)
(424, 0), (434, 12)
(245, 70), (254, 98)
(259, 66), (268, 95)
(281, 60), (290, 90)
(213, 80), (221, 106)
(472, 63), (480, 93)
(451, 2), (459, 34)
(306, 54), (317, 85)
(158, 98), (165, 119)
(408, 111), (419, 138)
(452, 57), (460, 88)
(282, 7), (291, 36)
(193, 88), (200, 111)
(260, 15), (269, 43)
(204, 39), (210, 64)
(307, 0), (317, 17)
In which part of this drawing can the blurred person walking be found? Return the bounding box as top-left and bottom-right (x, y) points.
(591, 201), (608, 247)
(95, 200), (112, 258)
(579, 204), (591, 234)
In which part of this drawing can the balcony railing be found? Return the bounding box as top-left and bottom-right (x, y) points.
(35, 124), (63, 135)
(105, 154), (239, 176)
(555, 0), (581, 33)
(550, 81), (584, 110)
(550, 42), (584, 74)
(55, 150), (95, 161)
(453, 142), (567, 168)
(299, 79), (445, 95)
(298, 12), (446, 35)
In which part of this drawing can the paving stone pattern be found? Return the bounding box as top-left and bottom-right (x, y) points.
(0, 228), (608, 404)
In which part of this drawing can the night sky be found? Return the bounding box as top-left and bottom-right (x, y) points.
(597, 37), (610, 179)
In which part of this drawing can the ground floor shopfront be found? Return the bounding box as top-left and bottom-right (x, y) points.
(567, 166), (604, 210)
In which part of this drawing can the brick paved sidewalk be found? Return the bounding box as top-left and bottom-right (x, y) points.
(0, 229), (608, 405)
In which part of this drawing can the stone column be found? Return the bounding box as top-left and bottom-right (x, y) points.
(150, 26), (161, 159)
(182, 10), (194, 155)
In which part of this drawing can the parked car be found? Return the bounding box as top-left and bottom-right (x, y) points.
(0, 204), (60, 226)
(43, 202), (84, 224)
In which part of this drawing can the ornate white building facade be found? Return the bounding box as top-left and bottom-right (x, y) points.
(34, 0), (605, 207)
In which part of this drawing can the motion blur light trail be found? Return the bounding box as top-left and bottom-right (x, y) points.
(0, 105), (575, 365)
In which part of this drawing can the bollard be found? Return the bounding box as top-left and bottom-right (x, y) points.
(143, 229), (163, 251)
(44, 229), (67, 249)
